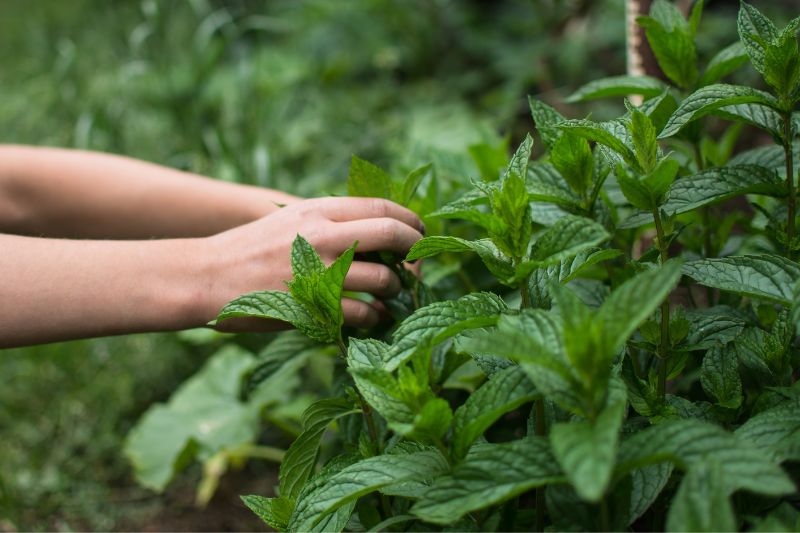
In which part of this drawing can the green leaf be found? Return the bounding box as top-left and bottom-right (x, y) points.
(680, 306), (747, 351)
(216, 290), (326, 340)
(242, 495), (294, 532)
(451, 365), (538, 460)
(399, 163), (432, 205)
(736, 400), (800, 462)
(505, 133), (533, 180)
(597, 261), (683, 357)
(550, 132), (594, 196)
(490, 172), (532, 259)
(411, 438), (564, 524)
(406, 236), (515, 284)
(280, 398), (355, 501)
(550, 398), (626, 502)
(289, 450), (449, 531)
(291, 234), (326, 278)
(242, 331), (322, 400)
(763, 26), (800, 101)
(124, 346), (264, 491)
(556, 119), (638, 170)
(629, 109), (658, 173)
(665, 460), (736, 533)
(384, 293), (508, 371)
(682, 254), (800, 306)
(699, 41), (749, 86)
(659, 84), (779, 138)
(738, 1), (779, 77)
(529, 97), (566, 149)
(628, 463), (674, 525)
(528, 248), (622, 308)
(566, 75), (667, 103)
(638, 0), (697, 88)
(347, 155), (393, 200)
(528, 215), (609, 264)
(526, 162), (583, 208)
(616, 419), (795, 497)
(468, 139), (509, 182)
(714, 103), (783, 138)
(700, 345), (742, 409)
(616, 165), (654, 211)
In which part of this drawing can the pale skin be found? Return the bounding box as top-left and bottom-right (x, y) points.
(0, 145), (424, 348)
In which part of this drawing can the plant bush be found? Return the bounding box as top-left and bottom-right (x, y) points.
(129, 1), (800, 531)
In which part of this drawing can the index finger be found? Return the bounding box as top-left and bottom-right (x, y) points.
(310, 197), (424, 234)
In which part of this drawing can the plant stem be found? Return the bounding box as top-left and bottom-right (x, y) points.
(337, 336), (382, 454)
(652, 208), (671, 399)
(600, 496), (611, 532)
(520, 280), (532, 309)
(784, 111), (796, 260)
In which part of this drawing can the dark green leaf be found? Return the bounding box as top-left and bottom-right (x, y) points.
(529, 97), (566, 149)
(738, 1), (779, 76)
(736, 399), (800, 462)
(556, 119), (638, 170)
(700, 42), (751, 86)
(405, 236), (515, 284)
(700, 345), (742, 409)
(242, 495), (293, 532)
(566, 75), (667, 103)
(665, 460), (736, 533)
(638, 0), (697, 88)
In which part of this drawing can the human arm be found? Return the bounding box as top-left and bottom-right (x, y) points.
(0, 197), (424, 348)
(0, 145), (300, 239)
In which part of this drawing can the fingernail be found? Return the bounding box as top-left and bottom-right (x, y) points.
(420, 223), (426, 236)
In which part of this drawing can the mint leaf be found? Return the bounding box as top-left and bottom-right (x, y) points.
(241, 495), (293, 531)
(738, 1), (779, 77)
(411, 439), (564, 525)
(347, 155), (393, 200)
(666, 461), (737, 533)
(659, 84), (779, 138)
(550, 398), (626, 502)
(556, 119), (639, 170)
(406, 236), (515, 284)
(289, 450), (449, 531)
(566, 75), (667, 103)
(216, 291), (326, 340)
(527, 162), (584, 208)
(629, 109), (658, 173)
(550, 132), (594, 196)
(628, 463), (674, 525)
(291, 234), (326, 278)
(699, 41), (749, 86)
(505, 133), (533, 180)
(490, 171), (532, 259)
(469, 139), (509, 182)
(700, 345), (743, 409)
(638, 0), (698, 88)
(529, 97), (566, 149)
(279, 398), (355, 501)
(616, 419), (795, 497)
(399, 163), (432, 205)
(384, 292), (508, 371)
(683, 254), (800, 306)
(451, 365), (537, 460)
(736, 400), (800, 462)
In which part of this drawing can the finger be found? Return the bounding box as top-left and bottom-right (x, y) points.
(311, 197), (424, 233)
(334, 218), (423, 255)
(342, 298), (380, 328)
(344, 261), (402, 298)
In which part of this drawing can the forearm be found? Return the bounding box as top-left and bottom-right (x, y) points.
(0, 233), (211, 347)
(0, 145), (299, 239)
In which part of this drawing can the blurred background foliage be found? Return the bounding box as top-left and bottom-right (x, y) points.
(0, 0), (796, 530)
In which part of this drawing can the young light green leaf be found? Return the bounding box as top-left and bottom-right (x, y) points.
(700, 345), (743, 409)
(659, 84), (779, 138)
(556, 119), (639, 170)
(550, 398), (626, 502)
(638, 0), (697, 88)
(682, 254), (800, 306)
(241, 495), (294, 532)
(550, 132), (594, 196)
(665, 461), (736, 533)
(736, 400), (800, 462)
(347, 155), (393, 200)
(699, 41), (749, 86)
(451, 365), (538, 460)
(399, 163), (432, 205)
(629, 109), (658, 173)
(490, 172), (532, 259)
(763, 26), (800, 101)
(616, 419), (795, 497)
(597, 261), (683, 357)
(505, 133), (533, 180)
(566, 75), (667, 103)
(291, 234), (326, 278)
(528, 97), (566, 149)
(738, 1), (779, 76)
(279, 398), (356, 501)
(289, 450), (449, 531)
(411, 438), (565, 524)
(384, 292), (508, 371)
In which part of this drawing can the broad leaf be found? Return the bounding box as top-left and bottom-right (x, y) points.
(556, 119), (638, 170)
(736, 400), (800, 462)
(291, 234), (326, 278)
(406, 236), (515, 284)
(566, 75), (667, 103)
(700, 345), (742, 409)
(550, 398), (626, 502)
(659, 84), (779, 138)
(384, 293), (508, 371)
(521, 215), (609, 273)
(279, 398), (356, 501)
(451, 365), (538, 460)
(505, 133), (533, 180)
(699, 41), (749, 86)
(529, 97), (566, 149)
(638, 0), (697, 88)
(526, 162), (583, 208)
(665, 461), (736, 533)
(550, 132), (594, 196)
(242, 495), (294, 532)
(627, 463), (674, 525)
(216, 290), (326, 340)
(411, 439), (564, 524)
(737, 1), (778, 77)
(347, 155), (393, 200)
(289, 450), (449, 531)
(682, 254), (800, 306)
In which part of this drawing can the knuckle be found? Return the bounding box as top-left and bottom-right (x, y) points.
(374, 266), (393, 291)
(368, 198), (389, 218)
(377, 219), (399, 246)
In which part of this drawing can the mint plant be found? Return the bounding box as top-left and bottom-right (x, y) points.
(127, 2), (800, 530)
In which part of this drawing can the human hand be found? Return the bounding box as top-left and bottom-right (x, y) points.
(196, 197), (424, 331)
